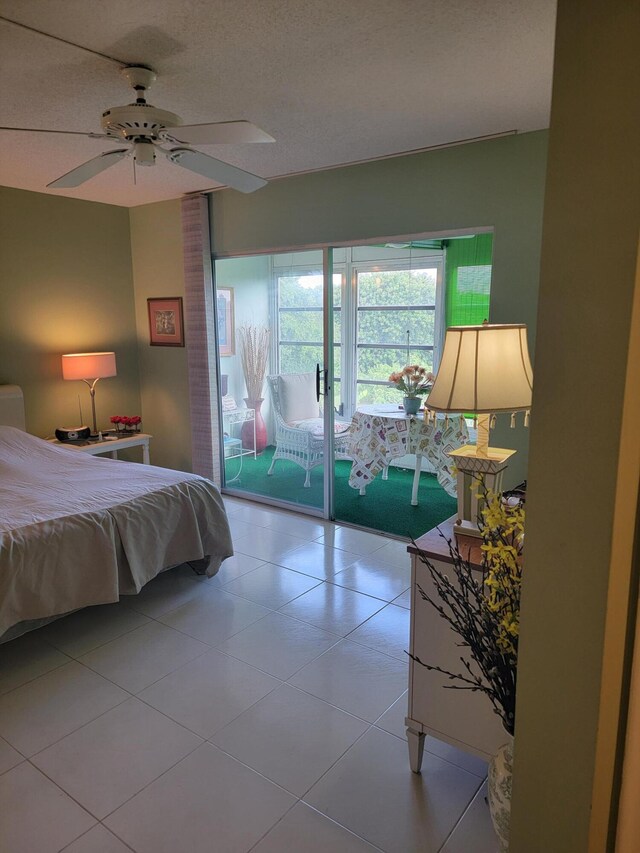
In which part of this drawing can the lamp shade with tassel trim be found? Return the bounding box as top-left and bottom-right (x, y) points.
(425, 323), (533, 539)
(426, 324), (533, 415)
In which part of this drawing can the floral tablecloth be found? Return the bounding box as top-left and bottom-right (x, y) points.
(347, 407), (469, 497)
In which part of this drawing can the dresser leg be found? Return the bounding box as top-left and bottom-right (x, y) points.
(407, 727), (425, 773)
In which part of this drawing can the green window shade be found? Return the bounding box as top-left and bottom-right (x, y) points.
(445, 234), (493, 327)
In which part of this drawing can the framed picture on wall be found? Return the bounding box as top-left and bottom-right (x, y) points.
(147, 297), (185, 347)
(217, 287), (235, 356)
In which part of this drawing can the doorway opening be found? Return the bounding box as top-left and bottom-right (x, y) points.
(213, 234), (492, 540)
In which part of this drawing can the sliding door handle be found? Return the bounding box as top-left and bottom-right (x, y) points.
(316, 364), (329, 400)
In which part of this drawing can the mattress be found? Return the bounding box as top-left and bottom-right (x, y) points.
(0, 426), (233, 637)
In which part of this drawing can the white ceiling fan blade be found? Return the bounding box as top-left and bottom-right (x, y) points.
(166, 148), (267, 193)
(168, 121), (275, 145)
(0, 126), (108, 138)
(47, 149), (129, 188)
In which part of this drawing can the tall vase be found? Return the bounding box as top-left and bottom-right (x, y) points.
(488, 732), (514, 853)
(241, 398), (267, 455)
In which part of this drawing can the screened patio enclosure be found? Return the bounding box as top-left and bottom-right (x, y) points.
(213, 235), (492, 540)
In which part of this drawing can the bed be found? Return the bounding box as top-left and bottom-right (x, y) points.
(0, 385), (233, 640)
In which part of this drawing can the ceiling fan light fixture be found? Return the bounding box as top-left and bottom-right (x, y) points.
(133, 140), (156, 166)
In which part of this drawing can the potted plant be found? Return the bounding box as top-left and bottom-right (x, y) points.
(411, 491), (524, 852)
(388, 365), (434, 414)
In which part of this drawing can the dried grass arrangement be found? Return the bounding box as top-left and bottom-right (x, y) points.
(237, 324), (270, 402)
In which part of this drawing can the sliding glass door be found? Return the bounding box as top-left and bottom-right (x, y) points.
(213, 250), (336, 516)
(213, 235), (492, 536)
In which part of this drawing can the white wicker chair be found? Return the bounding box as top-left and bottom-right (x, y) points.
(267, 373), (352, 487)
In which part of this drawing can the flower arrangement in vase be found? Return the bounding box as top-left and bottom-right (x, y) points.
(388, 365), (434, 415)
(110, 415), (142, 434)
(411, 490), (524, 852)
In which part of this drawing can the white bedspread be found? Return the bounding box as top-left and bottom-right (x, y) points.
(0, 427), (233, 637)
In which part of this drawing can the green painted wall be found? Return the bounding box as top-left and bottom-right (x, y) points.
(211, 130), (548, 485)
(0, 131), (548, 483)
(129, 199), (193, 472)
(0, 186), (141, 441)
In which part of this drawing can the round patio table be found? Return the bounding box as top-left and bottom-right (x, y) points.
(348, 404), (468, 505)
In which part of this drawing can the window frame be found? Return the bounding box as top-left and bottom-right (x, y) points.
(273, 251), (445, 417)
(274, 264), (345, 383)
(351, 257), (444, 412)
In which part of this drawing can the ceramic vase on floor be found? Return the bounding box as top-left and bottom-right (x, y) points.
(241, 398), (267, 454)
(403, 396), (421, 415)
(488, 732), (514, 852)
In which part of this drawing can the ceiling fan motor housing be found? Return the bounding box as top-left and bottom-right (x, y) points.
(100, 104), (181, 141)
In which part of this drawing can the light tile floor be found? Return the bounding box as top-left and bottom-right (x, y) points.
(0, 495), (498, 852)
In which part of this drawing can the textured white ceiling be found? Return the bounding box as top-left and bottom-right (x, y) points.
(0, 0), (557, 207)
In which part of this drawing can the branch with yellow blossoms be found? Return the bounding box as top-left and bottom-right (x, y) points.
(410, 489), (524, 735)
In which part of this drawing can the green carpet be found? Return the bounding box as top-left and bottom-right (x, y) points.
(224, 446), (457, 540)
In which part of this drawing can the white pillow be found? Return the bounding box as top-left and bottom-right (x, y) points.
(277, 373), (320, 423)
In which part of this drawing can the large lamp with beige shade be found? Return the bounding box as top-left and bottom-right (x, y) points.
(61, 352), (117, 437)
(426, 322), (533, 537)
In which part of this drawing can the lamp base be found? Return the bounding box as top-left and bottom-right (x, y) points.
(453, 518), (487, 539)
(448, 445), (516, 538)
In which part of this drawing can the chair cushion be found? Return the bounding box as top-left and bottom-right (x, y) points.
(290, 418), (352, 438)
(278, 373), (320, 423)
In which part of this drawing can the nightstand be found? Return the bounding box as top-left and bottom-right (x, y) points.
(48, 432), (153, 464)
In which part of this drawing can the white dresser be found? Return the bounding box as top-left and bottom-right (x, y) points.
(405, 516), (506, 772)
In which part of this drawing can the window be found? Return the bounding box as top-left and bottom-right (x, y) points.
(448, 264), (491, 326)
(355, 264), (441, 405)
(274, 243), (491, 418)
(277, 270), (343, 404)
(444, 233), (493, 326)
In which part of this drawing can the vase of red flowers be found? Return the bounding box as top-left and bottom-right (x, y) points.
(110, 415), (142, 434)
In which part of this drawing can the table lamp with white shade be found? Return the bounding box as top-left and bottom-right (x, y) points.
(425, 322), (533, 537)
(61, 352), (117, 437)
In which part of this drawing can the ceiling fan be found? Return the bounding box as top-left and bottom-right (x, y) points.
(0, 65), (274, 193)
